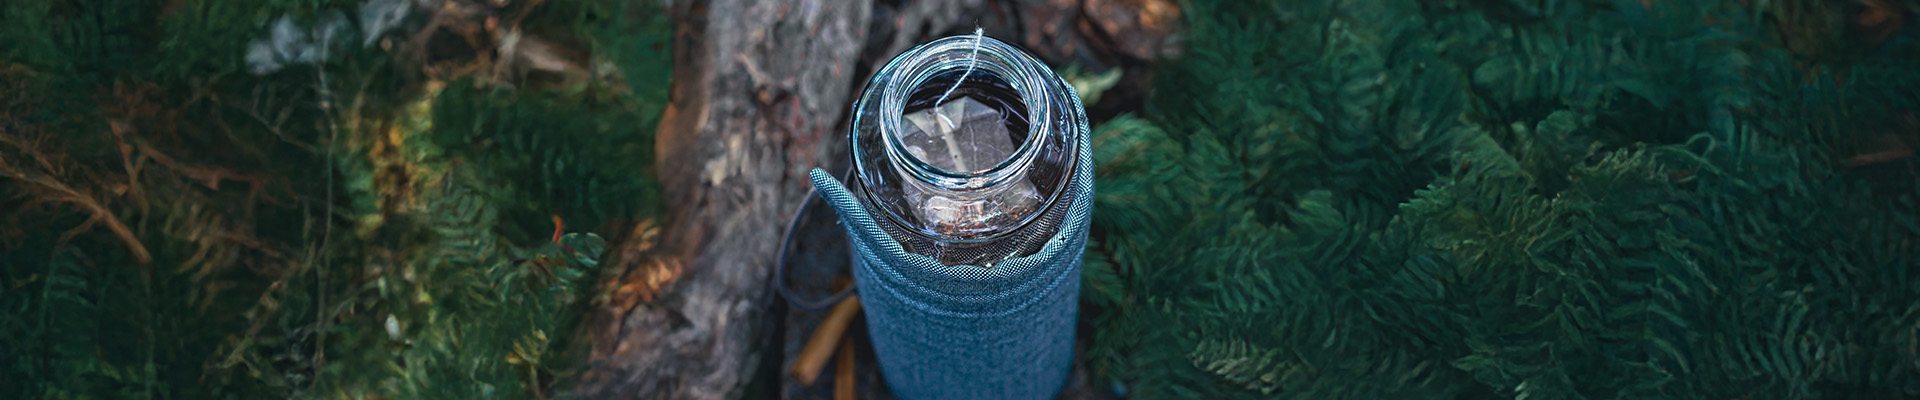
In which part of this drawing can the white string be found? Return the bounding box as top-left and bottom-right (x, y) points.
(932, 27), (985, 130)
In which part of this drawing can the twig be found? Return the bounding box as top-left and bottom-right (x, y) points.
(134, 142), (272, 194)
(836, 333), (856, 400)
(309, 38), (344, 391)
(237, 85), (319, 153)
(408, 0), (493, 78)
(0, 157), (152, 264)
(507, 0), (547, 31)
(1846, 146), (1915, 167)
(109, 119), (145, 206)
(790, 293), (863, 385)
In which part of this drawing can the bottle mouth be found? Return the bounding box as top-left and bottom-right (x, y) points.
(877, 36), (1050, 192)
(850, 34), (1080, 246)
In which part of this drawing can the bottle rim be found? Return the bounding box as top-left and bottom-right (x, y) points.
(850, 33), (1080, 245)
(875, 35), (1050, 192)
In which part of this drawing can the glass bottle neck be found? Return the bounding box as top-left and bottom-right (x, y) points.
(850, 34), (1081, 247)
(876, 38), (1051, 194)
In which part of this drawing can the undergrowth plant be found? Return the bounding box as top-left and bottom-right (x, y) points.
(0, 0), (671, 398)
(1083, 0), (1920, 398)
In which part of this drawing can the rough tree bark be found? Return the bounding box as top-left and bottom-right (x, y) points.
(573, 0), (1178, 397)
(573, 0), (871, 398)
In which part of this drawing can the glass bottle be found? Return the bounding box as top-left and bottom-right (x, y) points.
(848, 34), (1086, 267)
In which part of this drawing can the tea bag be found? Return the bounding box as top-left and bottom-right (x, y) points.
(898, 97), (1041, 236)
(901, 97), (1019, 174)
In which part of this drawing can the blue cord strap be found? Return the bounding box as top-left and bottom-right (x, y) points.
(776, 168), (857, 313)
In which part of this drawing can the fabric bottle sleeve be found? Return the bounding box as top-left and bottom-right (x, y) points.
(808, 162), (1089, 400)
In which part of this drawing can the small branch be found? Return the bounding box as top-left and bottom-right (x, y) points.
(134, 142), (272, 195)
(109, 119), (145, 206)
(1845, 145), (1914, 167)
(236, 85), (319, 153)
(0, 166), (152, 264)
(835, 334), (856, 400)
(55, 215), (103, 246)
(0, 132), (152, 263)
(790, 293), (862, 385)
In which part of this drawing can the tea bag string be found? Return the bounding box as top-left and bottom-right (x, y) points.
(931, 27), (985, 130)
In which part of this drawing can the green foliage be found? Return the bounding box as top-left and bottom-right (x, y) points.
(1, 0), (356, 79)
(1, 0), (671, 398)
(428, 81), (664, 237)
(425, 0), (670, 237)
(11, 251), (102, 398)
(1, 0), (153, 77)
(1185, 338), (1290, 395)
(304, 183), (609, 398)
(1086, 0), (1920, 398)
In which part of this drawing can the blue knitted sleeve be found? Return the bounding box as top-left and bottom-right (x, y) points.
(806, 122), (1092, 399)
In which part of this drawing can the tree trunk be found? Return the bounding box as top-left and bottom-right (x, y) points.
(572, 0), (1177, 397)
(573, 0), (871, 398)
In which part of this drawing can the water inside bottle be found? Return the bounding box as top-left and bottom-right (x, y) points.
(896, 72), (1043, 237)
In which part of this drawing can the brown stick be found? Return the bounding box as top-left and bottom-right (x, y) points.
(0, 157), (152, 264)
(51, 184), (152, 264)
(835, 333), (856, 400)
(790, 293), (862, 385)
(134, 142), (272, 194)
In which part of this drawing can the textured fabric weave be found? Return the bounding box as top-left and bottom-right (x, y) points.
(808, 124), (1091, 399)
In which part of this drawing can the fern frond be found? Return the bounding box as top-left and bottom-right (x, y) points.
(1188, 338), (1290, 395)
